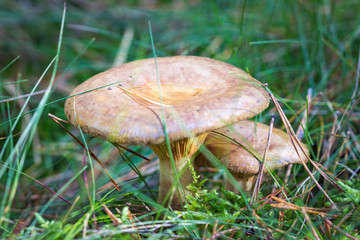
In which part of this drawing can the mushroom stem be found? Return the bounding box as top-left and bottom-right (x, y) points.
(150, 133), (208, 210)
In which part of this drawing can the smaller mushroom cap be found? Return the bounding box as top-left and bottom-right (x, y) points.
(196, 120), (309, 174)
(64, 56), (269, 146)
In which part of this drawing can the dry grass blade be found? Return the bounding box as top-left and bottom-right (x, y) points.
(48, 113), (120, 191)
(270, 196), (328, 216)
(287, 89), (321, 129)
(113, 26), (134, 67)
(335, 130), (350, 163)
(296, 88), (312, 139)
(102, 204), (122, 226)
(114, 143), (151, 161)
(320, 113), (338, 162)
(263, 84), (343, 205)
(82, 213), (90, 238)
(251, 114), (275, 203)
(127, 209), (141, 240)
(210, 219), (234, 239)
(62, 196), (80, 222)
(253, 187), (286, 211)
(0, 89), (46, 104)
(312, 161), (344, 181)
(251, 209), (274, 239)
(210, 228), (240, 239)
(335, 207), (356, 233)
(323, 217), (360, 240)
(210, 219), (218, 239)
(0, 132), (21, 140)
(301, 207), (321, 240)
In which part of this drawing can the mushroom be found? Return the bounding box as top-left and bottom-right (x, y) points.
(195, 120), (308, 193)
(64, 56), (269, 209)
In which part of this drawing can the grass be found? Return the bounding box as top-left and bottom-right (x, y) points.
(0, 0), (360, 239)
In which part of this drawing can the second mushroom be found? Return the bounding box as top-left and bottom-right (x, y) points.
(195, 120), (309, 193)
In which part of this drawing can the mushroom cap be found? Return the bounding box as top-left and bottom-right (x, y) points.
(198, 120), (308, 174)
(64, 56), (269, 145)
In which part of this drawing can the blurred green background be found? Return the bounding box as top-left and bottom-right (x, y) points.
(2, 0), (359, 94)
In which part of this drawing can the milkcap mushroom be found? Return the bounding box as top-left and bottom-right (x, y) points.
(64, 56), (269, 209)
(195, 120), (308, 193)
